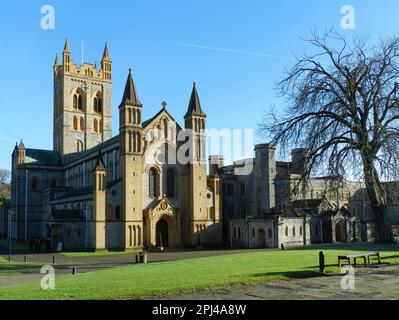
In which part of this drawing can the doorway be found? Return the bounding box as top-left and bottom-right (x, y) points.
(156, 219), (169, 248)
(335, 221), (346, 242)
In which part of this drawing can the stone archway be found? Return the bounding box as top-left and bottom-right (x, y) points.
(335, 221), (346, 242)
(145, 199), (181, 248)
(156, 218), (169, 248)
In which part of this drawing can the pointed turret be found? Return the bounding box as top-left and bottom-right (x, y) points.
(121, 69), (141, 106)
(54, 54), (59, 66)
(63, 39), (71, 72)
(92, 150), (106, 251)
(101, 42), (111, 62)
(17, 140), (26, 165)
(101, 42), (112, 81)
(184, 82), (206, 118)
(18, 139), (25, 150)
(94, 150), (105, 171)
(63, 39), (70, 53)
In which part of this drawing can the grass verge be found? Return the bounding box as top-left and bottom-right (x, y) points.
(0, 243), (397, 300)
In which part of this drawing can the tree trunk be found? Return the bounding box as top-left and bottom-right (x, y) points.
(362, 156), (392, 243)
(372, 205), (392, 243)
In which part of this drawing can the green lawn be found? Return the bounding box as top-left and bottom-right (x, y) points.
(0, 243), (398, 300)
(0, 256), (42, 277)
(60, 250), (141, 258)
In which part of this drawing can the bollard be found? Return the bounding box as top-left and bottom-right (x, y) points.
(143, 251), (148, 264)
(24, 256), (28, 263)
(72, 267), (77, 275)
(8, 255), (11, 263)
(319, 251), (325, 274)
(281, 243), (284, 250)
(135, 255), (139, 263)
(52, 255), (56, 265)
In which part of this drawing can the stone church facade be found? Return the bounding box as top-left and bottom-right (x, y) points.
(214, 144), (396, 248)
(9, 41), (223, 251)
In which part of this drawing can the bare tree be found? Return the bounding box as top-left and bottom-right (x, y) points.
(259, 30), (399, 243)
(0, 168), (11, 202)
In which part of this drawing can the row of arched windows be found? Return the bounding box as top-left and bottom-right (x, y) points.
(72, 90), (103, 114)
(73, 116), (85, 131)
(73, 117), (103, 133)
(285, 226), (303, 237)
(128, 108), (141, 125)
(194, 118), (205, 132)
(73, 92), (84, 111)
(233, 226), (242, 239)
(148, 168), (175, 198)
(128, 131), (141, 153)
(93, 119), (103, 134)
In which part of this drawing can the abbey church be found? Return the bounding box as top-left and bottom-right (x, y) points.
(9, 41), (223, 251)
(6, 41), (397, 252)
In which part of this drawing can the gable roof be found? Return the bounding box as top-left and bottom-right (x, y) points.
(142, 107), (183, 131)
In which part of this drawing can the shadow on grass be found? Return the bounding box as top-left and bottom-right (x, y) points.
(250, 270), (323, 280)
(288, 243), (399, 252)
(0, 265), (41, 276)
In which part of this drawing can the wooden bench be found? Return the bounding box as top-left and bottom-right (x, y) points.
(338, 252), (381, 268)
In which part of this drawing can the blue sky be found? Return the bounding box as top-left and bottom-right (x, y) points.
(1, 0), (399, 170)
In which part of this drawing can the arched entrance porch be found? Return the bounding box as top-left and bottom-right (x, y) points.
(144, 199), (181, 249)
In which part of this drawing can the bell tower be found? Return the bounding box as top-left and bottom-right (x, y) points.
(183, 83), (209, 246)
(119, 69), (144, 249)
(53, 40), (113, 155)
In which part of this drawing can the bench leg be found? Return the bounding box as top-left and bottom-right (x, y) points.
(363, 256), (367, 267)
(368, 256), (371, 266)
(378, 253), (381, 264)
(353, 257), (356, 267)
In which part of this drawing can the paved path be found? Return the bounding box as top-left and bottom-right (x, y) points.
(1, 248), (260, 266)
(158, 265), (399, 300)
(0, 249), (261, 287)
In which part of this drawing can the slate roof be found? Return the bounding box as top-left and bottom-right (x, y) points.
(56, 187), (92, 200)
(25, 148), (62, 167)
(184, 83), (206, 118)
(51, 209), (86, 220)
(121, 69), (141, 106)
(290, 199), (324, 209)
(63, 135), (119, 165)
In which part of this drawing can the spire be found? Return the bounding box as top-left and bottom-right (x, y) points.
(184, 82), (205, 118)
(94, 150), (105, 171)
(102, 42), (111, 61)
(54, 54), (59, 66)
(63, 39), (70, 53)
(18, 139), (25, 149)
(120, 69), (140, 106)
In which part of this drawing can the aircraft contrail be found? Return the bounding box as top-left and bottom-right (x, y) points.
(178, 43), (295, 61)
